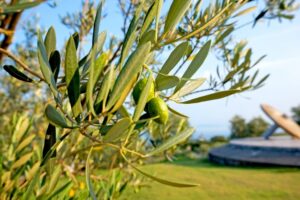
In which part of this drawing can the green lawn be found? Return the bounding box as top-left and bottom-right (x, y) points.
(121, 158), (300, 200)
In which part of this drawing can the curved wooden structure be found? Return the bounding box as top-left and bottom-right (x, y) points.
(261, 104), (300, 139)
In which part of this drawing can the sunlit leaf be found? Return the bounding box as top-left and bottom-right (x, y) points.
(37, 33), (59, 99)
(233, 6), (257, 17)
(167, 106), (188, 118)
(86, 52), (108, 116)
(103, 118), (132, 142)
(164, 0), (192, 34)
(156, 74), (179, 91)
(178, 89), (241, 104)
(86, 147), (97, 200)
(156, 42), (190, 83)
(65, 36), (82, 119)
(175, 40), (211, 92)
(139, 29), (155, 46)
(92, 1), (103, 47)
(133, 74), (153, 121)
(140, 2), (156, 36)
(3, 65), (33, 82)
(1, 1), (41, 13)
(47, 165), (61, 193)
(44, 26), (56, 58)
(147, 128), (194, 156)
(12, 152), (33, 169)
(171, 78), (205, 100)
(106, 42), (151, 111)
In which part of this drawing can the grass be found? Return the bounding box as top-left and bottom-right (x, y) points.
(121, 157), (300, 200)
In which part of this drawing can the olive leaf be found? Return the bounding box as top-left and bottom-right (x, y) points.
(3, 65), (33, 82)
(167, 106), (188, 118)
(94, 66), (114, 113)
(171, 78), (206, 100)
(156, 41), (190, 83)
(139, 29), (155, 46)
(65, 36), (82, 119)
(42, 124), (56, 159)
(92, 1), (103, 47)
(175, 40), (211, 92)
(86, 148), (97, 200)
(177, 89), (241, 104)
(131, 164), (199, 187)
(106, 42), (151, 111)
(103, 118), (132, 142)
(86, 52), (108, 116)
(133, 74), (153, 122)
(163, 0), (192, 34)
(37, 33), (59, 99)
(1, 1), (41, 14)
(155, 0), (163, 41)
(72, 32), (80, 49)
(146, 127), (194, 157)
(49, 50), (60, 82)
(140, 1), (156, 36)
(156, 74), (179, 91)
(44, 26), (56, 58)
(119, 3), (143, 67)
(45, 104), (75, 128)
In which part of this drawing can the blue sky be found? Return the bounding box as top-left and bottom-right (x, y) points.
(15, 0), (300, 138)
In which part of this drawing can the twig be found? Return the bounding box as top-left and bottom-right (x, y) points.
(0, 47), (45, 81)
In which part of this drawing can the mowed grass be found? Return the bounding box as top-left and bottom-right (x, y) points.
(121, 158), (300, 200)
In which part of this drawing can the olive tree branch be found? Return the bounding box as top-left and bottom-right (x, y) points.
(0, 47), (45, 81)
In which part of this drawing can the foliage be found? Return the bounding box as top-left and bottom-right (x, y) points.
(230, 115), (269, 138)
(0, 0), (298, 199)
(291, 104), (300, 124)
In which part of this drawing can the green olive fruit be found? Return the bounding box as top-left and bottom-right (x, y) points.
(132, 78), (155, 104)
(147, 97), (169, 124)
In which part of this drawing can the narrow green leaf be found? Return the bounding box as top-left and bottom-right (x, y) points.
(140, 2), (156, 36)
(72, 32), (80, 49)
(139, 29), (155, 46)
(49, 51), (60, 82)
(46, 181), (72, 200)
(156, 42), (190, 83)
(233, 6), (257, 18)
(175, 40), (211, 92)
(42, 124), (56, 159)
(44, 27), (56, 58)
(47, 165), (61, 193)
(1, 2), (41, 13)
(156, 74), (179, 91)
(131, 164), (199, 187)
(171, 78), (205, 100)
(3, 65), (33, 82)
(106, 42), (151, 111)
(92, 2), (103, 47)
(146, 128), (194, 156)
(155, 0), (163, 42)
(86, 52), (108, 116)
(133, 74), (153, 121)
(103, 118), (132, 142)
(167, 106), (188, 118)
(214, 26), (234, 45)
(12, 152), (33, 169)
(163, 0), (192, 34)
(45, 104), (75, 128)
(254, 74), (270, 89)
(37, 34), (59, 99)
(65, 36), (82, 118)
(94, 66), (114, 113)
(119, 4), (143, 67)
(16, 134), (35, 153)
(178, 89), (241, 104)
(22, 168), (40, 200)
(86, 147), (97, 200)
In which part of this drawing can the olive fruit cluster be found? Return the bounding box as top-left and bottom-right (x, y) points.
(132, 78), (169, 124)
